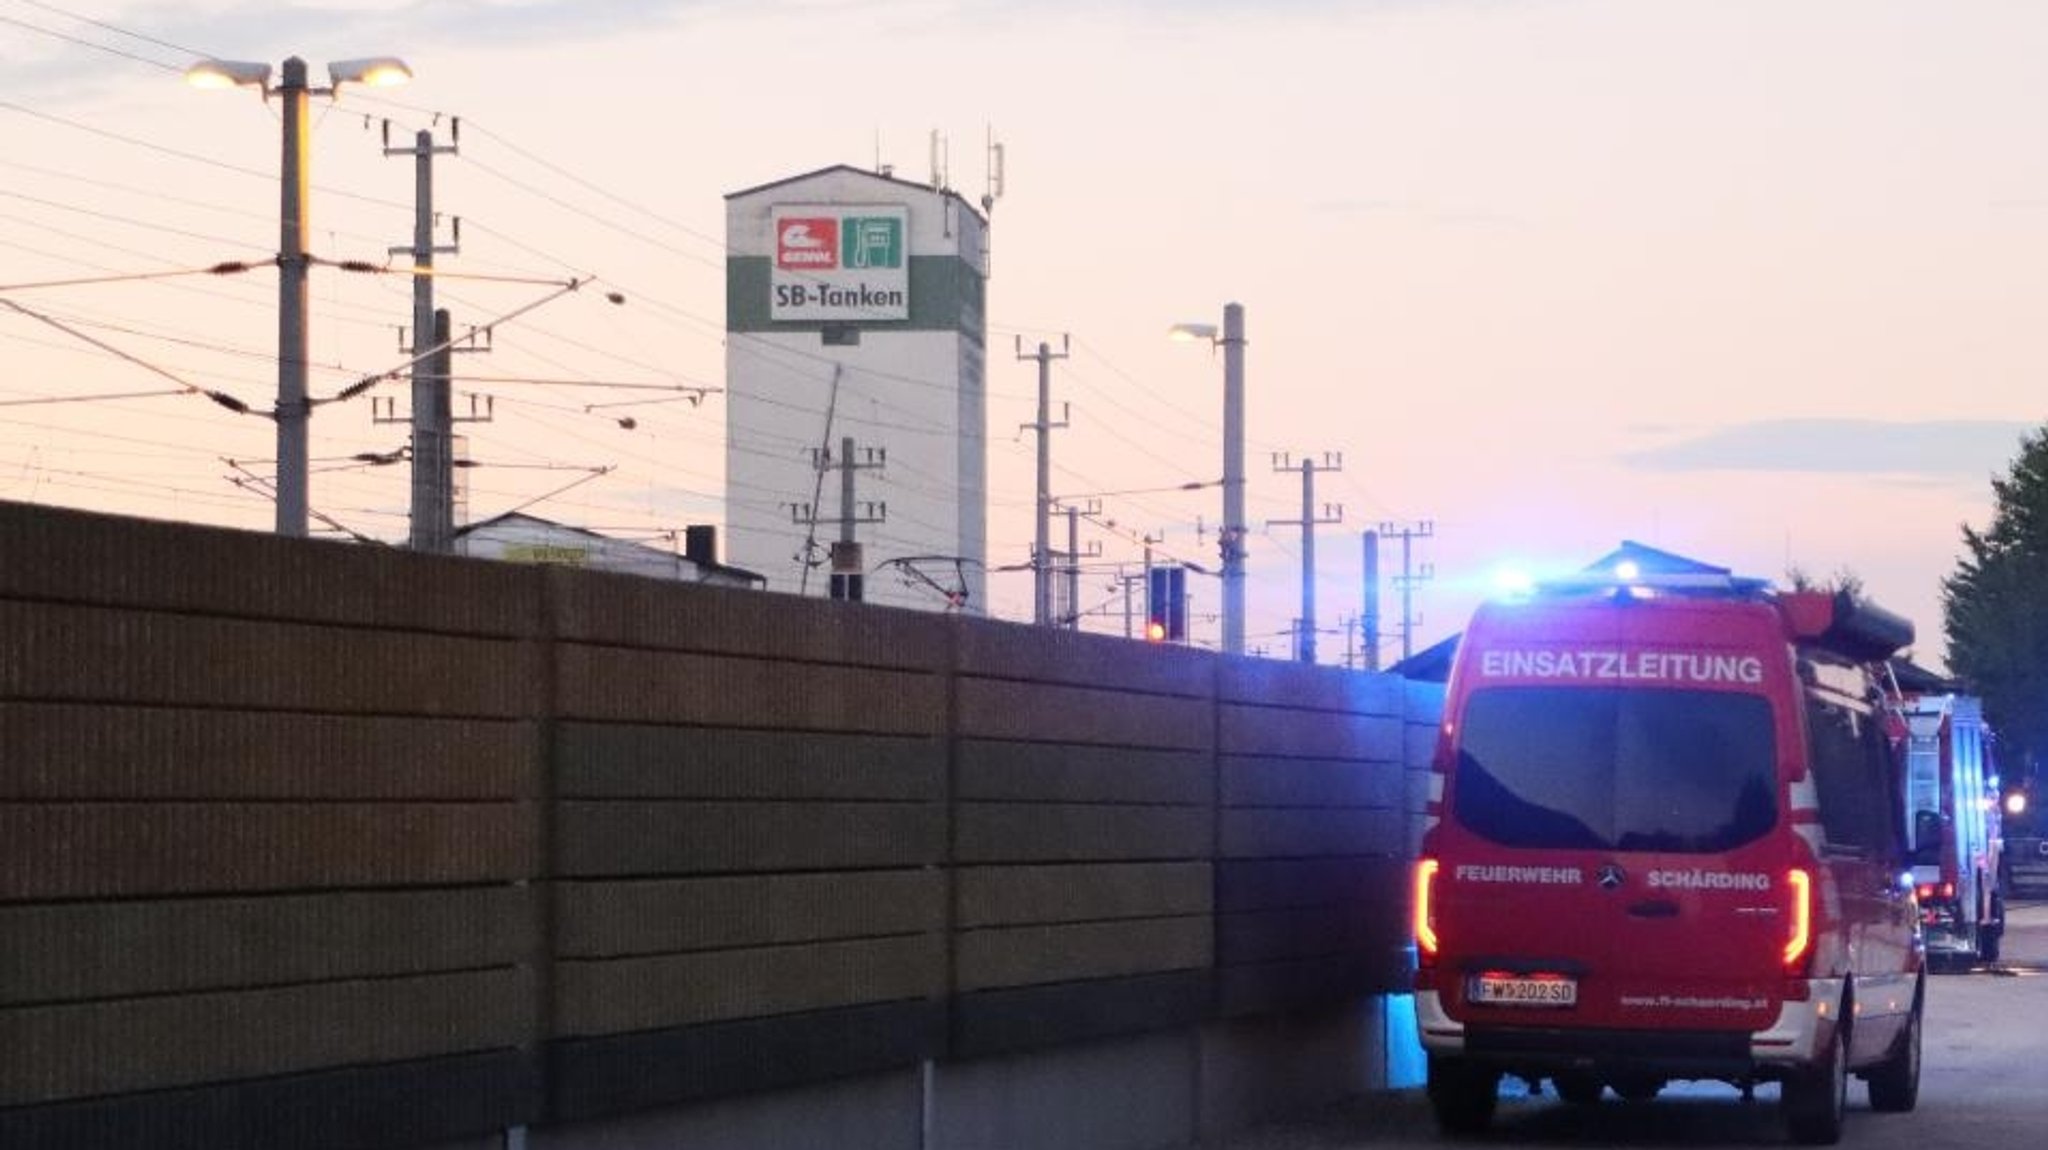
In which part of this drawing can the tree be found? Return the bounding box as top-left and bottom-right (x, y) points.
(1784, 565), (1866, 600)
(1942, 427), (2048, 784)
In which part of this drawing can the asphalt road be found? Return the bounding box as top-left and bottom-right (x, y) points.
(1202, 902), (2048, 1149)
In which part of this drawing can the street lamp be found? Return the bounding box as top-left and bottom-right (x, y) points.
(187, 55), (412, 537)
(1169, 303), (1247, 656)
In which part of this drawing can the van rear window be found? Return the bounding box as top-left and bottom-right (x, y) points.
(1454, 686), (1777, 853)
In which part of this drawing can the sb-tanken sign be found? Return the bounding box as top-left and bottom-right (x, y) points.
(770, 205), (909, 321)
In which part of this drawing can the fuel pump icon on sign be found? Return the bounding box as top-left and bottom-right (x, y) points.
(848, 218), (896, 269)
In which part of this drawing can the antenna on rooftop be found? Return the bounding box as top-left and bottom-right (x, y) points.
(982, 127), (1005, 215)
(979, 127), (1004, 277)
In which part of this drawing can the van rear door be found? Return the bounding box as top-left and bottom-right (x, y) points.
(1441, 616), (1791, 1032)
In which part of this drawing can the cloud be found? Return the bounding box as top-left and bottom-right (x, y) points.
(1619, 418), (2031, 479)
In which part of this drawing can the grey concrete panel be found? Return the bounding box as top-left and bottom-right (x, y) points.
(1215, 856), (1403, 913)
(931, 1029), (1197, 1150)
(0, 1049), (538, 1150)
(1215, 949), (1413, 1018)
(553, 935), (943, 1036)
(956, 917), (1211, 992)
(1196, 1001), (1385, 1141)
(556, 801), (942, 876)
(1217, 660), (1404, 715)
(956, 678), (1210, 747)
(952, 622), (1213, 696)
(0, 601), (538, 716)
(545, 566), (950, 669)
(556, 871), (944, 958)
(949, 971), (1210, 1060)
(0, 703), (534, 800)
(554, 646), (943, 734)
(0, 803), (533, 902)
(0, 887), (525, 1005)
(1219, 807), (1404, 860)
(954, 803), (1210, 864)
(956, 862), (1212, 928)
(542, 1052), (924, 1148)
(956, 740), (1212, 804)
(1215, 899), (1405, 965)
(1219, 702), (1403, 759)
(0, 501), (539, 635)
(1220, 754), (1404, 809)
(1405, 762), (1434, 857)
(555, 724), (942, 800)
(0, 968), (529, 1107)
(1403, 714), (1443, 768)
(1403, 678), (1446, 725)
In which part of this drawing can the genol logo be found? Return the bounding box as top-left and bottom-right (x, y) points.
(777, 218), (838, 269)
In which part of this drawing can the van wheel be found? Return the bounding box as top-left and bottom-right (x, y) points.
(1427, 1056), (1499, 1135)
(1784, 1024), (1848, 1145)
(1867, 987), (1922, 1113)
(1553, 1071), (1603, 1105)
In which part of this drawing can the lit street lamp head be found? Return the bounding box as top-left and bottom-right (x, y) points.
(327, 57), (413, 89)
(183, 58), (272, 90)
(184, 55), (412, 95)
(1168, 322), (1220, 344)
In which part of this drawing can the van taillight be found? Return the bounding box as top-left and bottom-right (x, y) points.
(1783, 868), (1813, 970)
(1414, 858), (1441, 964)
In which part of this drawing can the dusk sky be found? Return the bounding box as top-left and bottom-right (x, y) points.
(6, 1), (2046, 667)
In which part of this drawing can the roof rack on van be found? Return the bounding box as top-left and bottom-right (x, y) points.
(1521, 570), (1914, 664)
(1779, 589), (1914, 663)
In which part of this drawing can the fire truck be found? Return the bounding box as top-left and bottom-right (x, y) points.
(1896, 690), (2004, 967)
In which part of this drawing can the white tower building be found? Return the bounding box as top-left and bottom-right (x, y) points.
(724, 165), (989, 612)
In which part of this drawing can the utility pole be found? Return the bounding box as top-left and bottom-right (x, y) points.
(1362, 530), (1382, 671)
(1269, 452), (1344, 663)
(1053, 500), (1102, 629)
(1066, 506), (1080, 630)
(1221, 303), (1247, 656)
(1379, 520), (1435, 662)
(787, 438), (885, 600)
(1017, 335), (1069, 626)
(386, 122), (460, 553)
(373, 307), (491, 527)
(795, 365), (845, 596)
(831, 436), (885, 601)
(827, 437), (887, 601)
(274, 57), (311, 537)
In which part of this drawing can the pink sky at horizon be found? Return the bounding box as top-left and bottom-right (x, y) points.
(6, 0), (2047, 669)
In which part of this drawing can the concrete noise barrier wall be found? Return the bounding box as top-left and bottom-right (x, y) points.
(0, 502), (1432, 1150)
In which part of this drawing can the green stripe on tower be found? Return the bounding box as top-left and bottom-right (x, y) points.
(727, 256), (984, 333)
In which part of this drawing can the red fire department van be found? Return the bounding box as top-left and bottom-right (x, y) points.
(1413, 567), (1923, 1144)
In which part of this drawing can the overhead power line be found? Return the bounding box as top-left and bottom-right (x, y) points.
(0, 259), (262, 292)
(2, 297), (255, 414)
(14, 0), (202, 59)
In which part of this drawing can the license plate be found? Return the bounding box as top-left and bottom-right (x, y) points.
(1470, 974), (1577, 1006)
